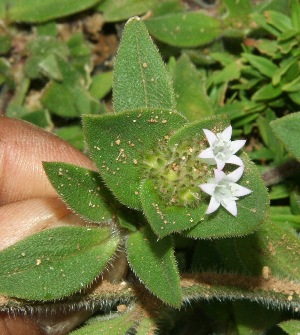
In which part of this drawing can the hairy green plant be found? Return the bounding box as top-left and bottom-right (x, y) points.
(1, 1), (300, 334)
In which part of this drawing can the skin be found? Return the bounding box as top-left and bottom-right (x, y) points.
(0, 116), (99, 335)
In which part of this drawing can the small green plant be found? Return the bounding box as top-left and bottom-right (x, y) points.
(1, 1), (300, 334)
(1, 15), (300, 334)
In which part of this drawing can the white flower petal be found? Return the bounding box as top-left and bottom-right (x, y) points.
(203, 129), (216, 146)
(232, 184), (252, 197)
(226, 155), (244, 167)
(227, 167), (244, 183)
(230, 139), (246, 154)
(199, 183), (216, 196)
(198, 147), (215, 159)
(214, 169), (226, 183)
(206, 196), (220, 214)
(216, 157), (225, 170)
(222, 125), (232, 142)
(222, 199), (237, 216)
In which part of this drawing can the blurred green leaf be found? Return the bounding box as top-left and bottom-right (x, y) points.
(126, 225), (181, 307)
(271, 112), (300, 162)
(291, 0), (300, 31)
(21, 109), (53, 130)
(210, 61), (241, 85)
(223, 0), (252, 18)
(172, 54), (214, 121)
(145, 11), (221, 47)
(0, 226), (119, 300)
(54, 125), (84, 150)
(282, 76), (300, 92)
(0, 34), (11, 55)
(90, 71), (113, 100)
(242, 53), (279, 78)
(257, 109), (284, 163)
(252, 83), (282, 101)
(0, 0), (102, 23)
(97, 0), (158, 22)
(264, 10), (292, 33)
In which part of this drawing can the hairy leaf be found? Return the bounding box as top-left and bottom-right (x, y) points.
(43, 162), (116, 223)
(83, 110), (186, 209)
(181, 272), (300, 312)
(126, 226), (181, 307)
(113, 17), (175, 113)
(278, 320), (300, 335)
(0, 227), (119, 300)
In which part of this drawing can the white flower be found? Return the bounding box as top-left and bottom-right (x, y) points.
(199, 167), (252, 216)
(198, 125), (246, 170)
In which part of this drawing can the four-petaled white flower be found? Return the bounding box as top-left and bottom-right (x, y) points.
(199, 125), (246, 170)
(199, 167), (252, 217)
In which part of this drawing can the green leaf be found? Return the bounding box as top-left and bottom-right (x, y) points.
(38, 54), (63, 81)
(291, 0), (300, 31)
(210, 61), (241, 85)
(235, 220), (300, 281)
(185, 153), (269, 239)
(264, 10), (292, 33)
(83, 109), (186, 209)
(113, 17), (175, 113)
(242, 53), (279, 78)
(145, 11), (221, 48)
(89, 71), (113, 100)
(0, 226), (119, 300)
(0, 0), (102, 23)
(270, 112), (300, 162)
(0, 34), (12, 55)
(97, 0), (158, 22)
(42, 81), (98, 117)
(43, 162), (116, 223)
(172, 54), (214, 122)
(223, 0), (252, 18)
(24, 37), (69, 80)
(21, 109), (53, 130)
(54, 125), (84, 151)
(252, 83), (282, 101)
(278, 320), (300, 335)
(126, 225), (181, 307)
(140, 179), (204, 238)
(282, 76), (300, 92)
(232, 301), (282, 335)
(69, 313), (136, 335)
(256, 109), (284, 163)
